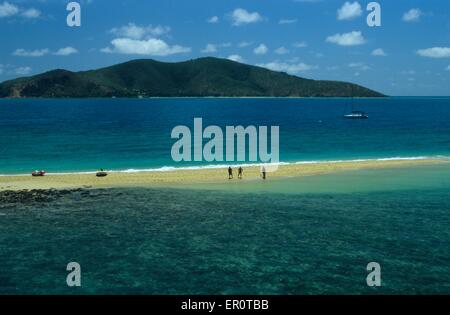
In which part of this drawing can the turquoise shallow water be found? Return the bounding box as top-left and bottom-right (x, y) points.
(183, 162), (450, 194)
(1, 97), (450, 174)
(1, 164), (449, 294)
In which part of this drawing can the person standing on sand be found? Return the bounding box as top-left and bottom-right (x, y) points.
(228, 167), (233, 179)
(261, 166), (267, 180)
(238, 167), (243, 179)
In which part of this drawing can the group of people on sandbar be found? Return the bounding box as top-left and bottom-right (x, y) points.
(227, 166), (267, 180)
(228, 166), (243, 179)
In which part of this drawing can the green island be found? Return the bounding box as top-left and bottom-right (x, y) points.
(0, 57), (384, 98)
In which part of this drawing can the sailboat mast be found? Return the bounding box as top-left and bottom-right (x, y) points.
(351, 85), (354, 111)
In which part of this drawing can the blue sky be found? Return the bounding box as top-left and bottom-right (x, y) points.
(0, 0), (449, 96)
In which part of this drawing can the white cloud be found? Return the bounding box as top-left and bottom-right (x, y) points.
(207, 16), (219, 23)
(371, 48), (387, 56)
(21, 8), (40, 18)
(0, 64), (32, 76)
(0, 2), (42, 19)
(446, 65), (450, 71)
(275, 47), (289, 55)
(239, 41), (252, 48)
(0, 1), (18, 17)
(326, 31), (366, 46)
(293, 41), (308, 48)
(106, 23), (190, 57)
(13, 48), (49, 57)
(279, 19), (297, 24)
(337, 2), (362, 20)
(253, 44), (268, 55)
(13, 47), (77, 57)
(109, 23), (170, 40)
(201, 44), (217, 53)
(257, 61), (317, 74)
(15, 66), (32, 75)
(54, 47), (78, 56)
(403, 9), (422, 22)
(417, 47), (450, 58)
(231, 8), (263, 26)
(227, 54), (244, 63)
(348, 62), (370, 70)
(101, 38), (190, 56)
(201, 43), (231, 53)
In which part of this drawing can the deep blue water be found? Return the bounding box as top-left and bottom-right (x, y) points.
(1, 97), (450, 174)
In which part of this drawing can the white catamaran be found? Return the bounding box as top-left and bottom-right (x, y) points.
(344, 87), (369, 119)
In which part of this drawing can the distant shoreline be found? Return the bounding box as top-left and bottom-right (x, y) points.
(3, 96), (450, 100)
(1, 157), (448, 191)
(0, 96), (389, 100)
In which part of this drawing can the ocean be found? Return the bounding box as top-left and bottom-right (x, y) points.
(0, 97), (449, 294)
(1, 97), (450, 174)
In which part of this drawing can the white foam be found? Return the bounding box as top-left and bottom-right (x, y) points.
(0, 155), (448, 176)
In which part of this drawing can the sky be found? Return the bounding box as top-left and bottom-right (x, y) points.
(0, 0), (449, 96)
